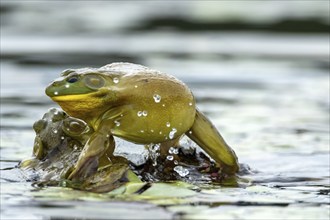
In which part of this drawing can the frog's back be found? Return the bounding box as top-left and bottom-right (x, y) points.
(98, 63), (196, 143)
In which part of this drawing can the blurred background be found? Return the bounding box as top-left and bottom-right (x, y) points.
(0, 1), (329, 219)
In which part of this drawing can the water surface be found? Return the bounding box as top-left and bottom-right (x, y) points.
(1, 1), (329, 219)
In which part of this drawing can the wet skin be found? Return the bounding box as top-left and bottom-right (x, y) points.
(45, 62), (239, 180)
(20, 108), (139, 192)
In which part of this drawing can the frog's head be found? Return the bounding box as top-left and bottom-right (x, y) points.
(31, 107), (91, 161)
(45, 68), (118, 123)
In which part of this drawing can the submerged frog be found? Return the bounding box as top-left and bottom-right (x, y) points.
(45, 62), (239, 180)
(20, 108), (138, 192)
(19, 107), (89, 177)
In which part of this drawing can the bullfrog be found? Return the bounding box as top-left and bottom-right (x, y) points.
(45, 62), (239, 180)
(19, 108), (139, 192)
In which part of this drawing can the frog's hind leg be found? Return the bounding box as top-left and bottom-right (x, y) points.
(186, 109), (239, 175)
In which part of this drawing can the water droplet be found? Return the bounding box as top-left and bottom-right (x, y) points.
(189, 102), (193, 106)
(120, 114), (123, 117)
(169, 146), (179, 154)
(54, 91), (58, 95)
(150, 129), (154, 133)
(140, 130), (144, 133)
(162, 104), (166, 107)
(169, 128), (177, 139)
(106, 134), (110, 138)
(152, 161), (157, 166)
(174, 166), (189, 177)
(134, 85), (138, 88)
(166, 155), (174, 161)
(113, 77), (119, 84)
(73, 145), (78, 150)
(114, 120), (120, 127)
(65, 84), (70, 88)
(166, 122), (171, 127)
(188, 130), (192, 134)
(53, 129), (58, 134)
(159, 131), (163, 135)
(61, 136), (65, 140)
(153, 94), (161, 103)
(142, 110), (148, 116)
(137, 111), (143, 117)
(151, 144), (160, 152)
(174, 160), (178, 165)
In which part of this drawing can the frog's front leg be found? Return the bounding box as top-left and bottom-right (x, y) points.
(68, 127), (115, 180)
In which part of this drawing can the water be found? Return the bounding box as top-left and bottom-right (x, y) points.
(1, 1), (329, 220)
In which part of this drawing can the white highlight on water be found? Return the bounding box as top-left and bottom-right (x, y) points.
(174, 166), (189, 177)
(166, 155), (174, 161)
(169, 128), (177, 139)
(168, 147), (179, 154)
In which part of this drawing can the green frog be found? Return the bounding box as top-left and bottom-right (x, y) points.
(19, 108), (140, 192)
(45, 62), (239, 180)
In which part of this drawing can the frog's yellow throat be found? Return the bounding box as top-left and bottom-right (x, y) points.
(51, 93), (106, 123)
(51, 93), (94, 102)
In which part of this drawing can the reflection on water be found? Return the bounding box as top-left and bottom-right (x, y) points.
(1, 1), (329, 220)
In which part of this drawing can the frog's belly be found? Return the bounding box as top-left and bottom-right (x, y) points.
(110, 105), (196, 144)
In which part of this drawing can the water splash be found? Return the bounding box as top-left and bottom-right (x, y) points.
(174, 166), (189, 177)
(169, 128), (177, 139)
(168, 147), (179, 155)
(166, 155), (174, 161)
(149, 144), (161, 167)
(113, 77), (119, 84)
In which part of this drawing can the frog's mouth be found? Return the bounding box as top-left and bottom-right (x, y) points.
(50, 93), (93, 102)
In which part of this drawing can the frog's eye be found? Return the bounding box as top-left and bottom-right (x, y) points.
(33, 119), (47, 133)
(84, 74), (105, 89)
(67, 76), (79, 83)
(62, 118), (89, 136)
